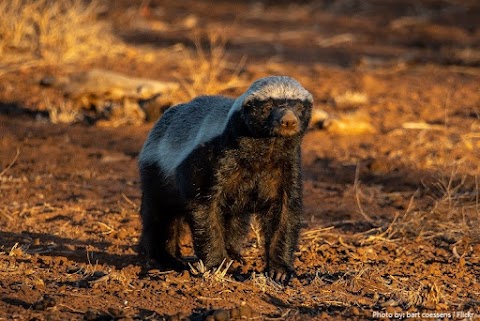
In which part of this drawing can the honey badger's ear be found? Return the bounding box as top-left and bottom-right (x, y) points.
(242, 100), (252, 108)
(241, 98), (259, 112)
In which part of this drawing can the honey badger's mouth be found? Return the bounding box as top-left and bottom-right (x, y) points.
(272, 124), (301, 137)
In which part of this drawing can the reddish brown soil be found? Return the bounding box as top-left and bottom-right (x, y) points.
(1, 1), (480, 320)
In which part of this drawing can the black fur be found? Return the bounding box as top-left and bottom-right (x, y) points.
(139, 89), (312, 284)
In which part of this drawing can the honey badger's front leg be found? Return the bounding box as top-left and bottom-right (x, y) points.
(260, 160), (302, 285)
(260, 198), (302, 284)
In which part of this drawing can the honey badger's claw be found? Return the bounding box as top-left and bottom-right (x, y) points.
(267, 268), (293, 285)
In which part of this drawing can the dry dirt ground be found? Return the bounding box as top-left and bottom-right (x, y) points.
(1, 1), (480, 320)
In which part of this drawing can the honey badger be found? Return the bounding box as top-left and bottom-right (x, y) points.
(138, 76), (313, 284)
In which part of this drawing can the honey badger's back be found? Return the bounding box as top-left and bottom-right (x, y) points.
(139, 95), (236, 178)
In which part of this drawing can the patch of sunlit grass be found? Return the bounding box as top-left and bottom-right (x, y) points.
(173, 29), (246, 103)
(45, 98), (81, 124)
(384, 170), (480, 243)
(0, 0), (123, 66)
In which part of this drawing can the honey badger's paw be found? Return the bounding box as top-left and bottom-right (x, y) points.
(266, 265), (294, 285)
(226, 249), (245, 265)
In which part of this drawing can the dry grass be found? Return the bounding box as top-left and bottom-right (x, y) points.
(316, 266), (453, 310)
(0, 148), (22, 199)
(324, 111), (376, 135)
(0, 0), (122, 67)
(45, 98), (81, 124)
(297, 158), (479, 312)
(0, 148), (20, 178)
(250, 272), (285, 292)
(8, 242), (29, 258)
(250, 216), (263, 248)
(384, 171), (480, 243)
(173, 30), (246, 102)
(189, 258), (234, 283)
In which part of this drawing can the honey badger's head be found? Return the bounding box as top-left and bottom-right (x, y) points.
(238, 76), (313, 138)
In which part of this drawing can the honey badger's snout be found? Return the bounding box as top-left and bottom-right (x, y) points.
(273, 109), (300, 136)
(280, 110), (298, 129)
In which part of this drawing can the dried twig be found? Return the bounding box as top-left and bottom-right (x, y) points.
(122, 193), (138, 210)
(0, 148), (20, 177)
(353, 164), (374, 224)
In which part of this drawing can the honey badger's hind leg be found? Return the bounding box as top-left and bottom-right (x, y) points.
(139, 167), (186, 270)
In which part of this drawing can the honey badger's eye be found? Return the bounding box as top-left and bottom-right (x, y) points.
(293, 102), (304, 110)
(263, 102), (273, 112)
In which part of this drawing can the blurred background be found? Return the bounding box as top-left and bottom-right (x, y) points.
(1, 0), (479, 123)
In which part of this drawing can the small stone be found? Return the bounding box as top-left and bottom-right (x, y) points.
(385, 306), (396, 314)
(213, 309), (229, 321)
(230, 308), (240, 318)
(167, 314), (180, 321)
(107, 307), (124, 318)
(43, 296), (56, 308)
(84, 309), (100, 321)
(76, 279), (90, 288)
(67, 266), (83, 274)
(168, 312), (189, 321)
(93, 271), (106, 278)
(24, 269), (35, 276)
(351, 307), (360, 315)
(381, 299), (398, 307)
(64, 244), (76, 252)
(32, 278), (45, 289)
(238, 305), (252, 318)
(178, 270), (190, 281)
(357, 297), (371, 305)
(39, 76), (57, 87)
(115, 229), (129, 240)
(32, 295), (56, 310)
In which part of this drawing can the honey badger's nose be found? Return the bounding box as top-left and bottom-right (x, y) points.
(280, 110), (298, 129)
